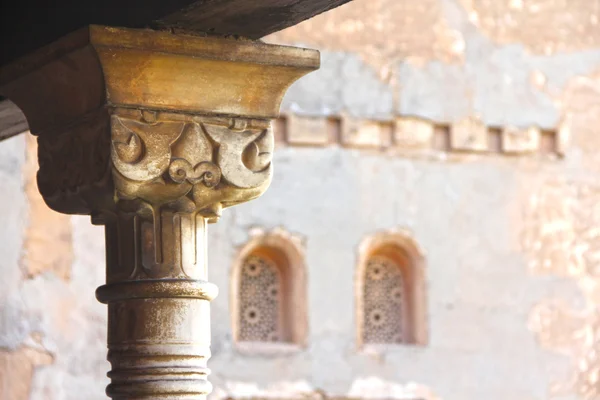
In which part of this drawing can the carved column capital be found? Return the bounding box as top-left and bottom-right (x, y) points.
(109, 109), (274, 222)
(1, 25), (318, 217)
(1, 25), (318, 400)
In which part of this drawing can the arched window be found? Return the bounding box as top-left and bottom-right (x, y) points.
(356, 230), (427, 347)
(231, 228), (307, 349)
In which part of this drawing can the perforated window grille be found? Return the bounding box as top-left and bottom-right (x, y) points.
(238, 254), (283, 342)
(363, 255), (405, 344)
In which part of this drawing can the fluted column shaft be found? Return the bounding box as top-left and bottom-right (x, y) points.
(97, 212), (216, 399)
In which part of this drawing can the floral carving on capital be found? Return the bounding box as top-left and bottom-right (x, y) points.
(110, 109), (274, 220)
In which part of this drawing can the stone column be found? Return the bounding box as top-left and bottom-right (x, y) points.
(0, 25), (319, 399)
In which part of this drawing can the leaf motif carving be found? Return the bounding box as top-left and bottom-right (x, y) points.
(110, 115), (185, 182)
(113, 131), (143, 164)
(203, 121), (273, 189)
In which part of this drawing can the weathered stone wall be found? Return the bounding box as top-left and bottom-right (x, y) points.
(1, 0), (599, 399)
(0, 135), (109, 400)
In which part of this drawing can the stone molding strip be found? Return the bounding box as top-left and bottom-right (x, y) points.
(275, 113), (564, 157)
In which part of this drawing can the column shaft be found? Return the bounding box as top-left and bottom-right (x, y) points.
(96, 212), (217, 399)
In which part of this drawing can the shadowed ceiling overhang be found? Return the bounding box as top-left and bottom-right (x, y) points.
(0, 0), (353, 139)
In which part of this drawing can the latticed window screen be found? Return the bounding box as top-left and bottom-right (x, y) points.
(363, 255), (406, 344)
(238, 254), (283, 342)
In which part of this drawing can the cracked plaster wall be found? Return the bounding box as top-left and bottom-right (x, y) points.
(1, 0), (599, 399)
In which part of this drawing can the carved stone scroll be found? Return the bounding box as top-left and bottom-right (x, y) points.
(0, 25), (319, 399)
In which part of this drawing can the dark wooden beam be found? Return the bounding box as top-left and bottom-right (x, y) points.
(0, 0), (352, 66)
(157, 0), (352, 40)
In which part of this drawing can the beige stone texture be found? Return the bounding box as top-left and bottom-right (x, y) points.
(556, 121), (570, 157)
(393, 118), (435, 152)
(502, 126), (541, 153)
(523, 179), (600, 399)
(560, 71), (600, 172)
(286, 114), (330, 146)
(0, 344), (53, 400)
(519, 69), (600, 400)
(21, 135), (72, 280)
(341, 118), (393, 149)
(450, 116), (488, 152)
(267, 0), (464, 73)
(431, 125), (452, 153)
(459, 0), (600, 54)
(0, 134), (108, 400)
